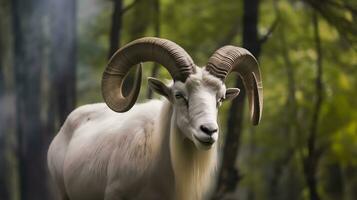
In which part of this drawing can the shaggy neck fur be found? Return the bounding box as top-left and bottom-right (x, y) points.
(154, 100), (218, 200)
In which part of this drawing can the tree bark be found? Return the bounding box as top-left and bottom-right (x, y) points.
(108, 0), (141, 59)
(0, 20), (9, 200)
(48, 0), (77, 132)
(0, 132), (9, 200)
(0, 0), (6, 99)
(109, 0), (123, 59)
(214, 0), (261, 198)
(0, 1), (14, 198)
(303, 12), (323, 200)
(12, 0), (48, 199)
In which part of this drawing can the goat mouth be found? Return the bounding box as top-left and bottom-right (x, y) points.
(193, 135), (214, 146)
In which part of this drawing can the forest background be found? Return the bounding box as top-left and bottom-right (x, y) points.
(0, 0), (356, 199)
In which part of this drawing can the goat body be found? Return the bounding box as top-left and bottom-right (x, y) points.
(48, 37), (263, 200)
(48, 99), (217, 200)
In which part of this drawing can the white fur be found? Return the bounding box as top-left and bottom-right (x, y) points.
(48, 69), (231, 200)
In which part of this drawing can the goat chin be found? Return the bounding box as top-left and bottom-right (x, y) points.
(47, 99), (218, 200)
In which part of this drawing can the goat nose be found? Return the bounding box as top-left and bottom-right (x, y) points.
(200, 124), (218, 136)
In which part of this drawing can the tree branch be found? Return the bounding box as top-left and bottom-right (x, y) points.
(303, 0), (357, 43)
(216, 17), (241, 48)
(303, 11), (324, 200)
(121, 0), (140, 15)
(259, 16), (279, 45)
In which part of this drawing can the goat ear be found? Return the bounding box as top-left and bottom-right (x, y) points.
(225, 88), (240, 101)
(148, 77), (172, 100)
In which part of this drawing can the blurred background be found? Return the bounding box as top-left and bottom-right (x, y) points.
(0, 0), (356, 199)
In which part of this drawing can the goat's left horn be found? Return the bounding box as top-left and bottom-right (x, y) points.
(205, 46), (263, 125)
(102, 37), (196, 112)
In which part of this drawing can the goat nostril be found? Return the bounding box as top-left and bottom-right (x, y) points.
(200, 125), (218, 135)
(200, 125), (208, 133)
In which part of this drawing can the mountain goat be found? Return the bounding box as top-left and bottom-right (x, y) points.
(47, 37), (263, 200)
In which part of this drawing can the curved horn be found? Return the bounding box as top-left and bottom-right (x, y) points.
(102, 37), (196, 112)
(205, 46), (263, 125)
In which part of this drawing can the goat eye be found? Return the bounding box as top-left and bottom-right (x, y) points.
(175, 93), (189, 107)
(175, 93), (184, 99)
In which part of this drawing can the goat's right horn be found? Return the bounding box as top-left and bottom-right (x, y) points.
(205, 46), (263, 125)
(102, 37), (196, 112)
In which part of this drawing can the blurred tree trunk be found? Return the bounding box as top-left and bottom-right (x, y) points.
(0, 124), (9, 200)
(0, 0), (6, 99)
(268, 8), (299, 199)
(343, 164), (357, 200)
(109, 0), (123, 58)
(0, 17), (10, 200)
(0, 122), (9, 200)
(127, 0), (151, 41)
(108, 0), (141, 95)
(108, 0), (141, 59)
(214, 0), (261, 198)
(303, 12), (323, 200)
(0, 1), (15, 199)
(48, 0), (77, 135)
(147, 0), (161, 99)
(12, 0), (48, 199)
